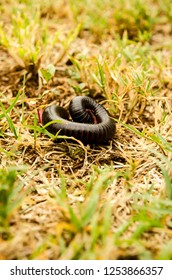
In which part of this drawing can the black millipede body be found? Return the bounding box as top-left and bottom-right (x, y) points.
(42, 96), (116, 144)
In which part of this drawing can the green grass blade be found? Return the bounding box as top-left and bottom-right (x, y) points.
(0, 102), (18, 139)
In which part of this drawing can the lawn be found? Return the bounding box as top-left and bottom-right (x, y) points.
(0, 0), (172, 260)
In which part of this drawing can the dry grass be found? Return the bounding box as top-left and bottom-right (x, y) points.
(0, 0), (172, 260)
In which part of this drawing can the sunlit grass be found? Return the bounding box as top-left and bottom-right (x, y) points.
(0, 166), (28, 231)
